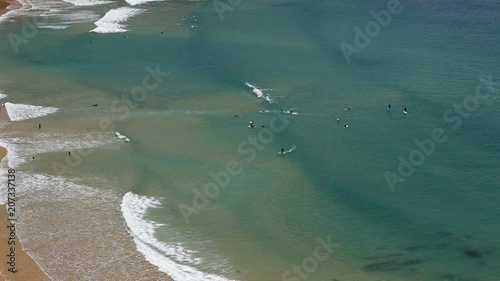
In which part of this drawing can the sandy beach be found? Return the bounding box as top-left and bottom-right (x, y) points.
(0, 0), (20, 18)
(0, 147), (50, 281)
(0, 105), (50, 281)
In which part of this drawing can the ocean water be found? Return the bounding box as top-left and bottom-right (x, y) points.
(0, 0), (499, 280)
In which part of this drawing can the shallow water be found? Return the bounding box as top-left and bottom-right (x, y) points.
(0, 0), (499, 280)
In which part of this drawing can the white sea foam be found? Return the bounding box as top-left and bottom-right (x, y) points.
(259, 109), (299, 115)
(163, 110), (214, 115)
(125, 0), (163, 5)
(62, 0), (114, 6)
(38, 25), (68, 29)
(90, 7), (143, 33)
(4, 102), (58, 121)
(0, 91), (7, 99)
(60, 10), (100, 24)
(245, 82), (274, 103)
(0, 131), (117, 168)
(0, 136), (113, 204)
(285, 144), (297, 154)
(36, 2), (99, 24)
(121, 192), (236, 281)
(114, 131), (130, 142)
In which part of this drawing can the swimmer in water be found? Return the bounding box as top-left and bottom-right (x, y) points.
(249, 121), (255, 128)
(344, 124), (349, 129)
(387, 104), (391, 112)
(403, 107), (408, 115)
(234, 114), (241, 118)
(345, 108), (352, 111)
(336, 118), (340, 122)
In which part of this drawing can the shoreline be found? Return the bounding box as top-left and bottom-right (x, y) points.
(0, 103), (175, 280)
(0, 0), (21, 18)
(0, 146), (50, 281)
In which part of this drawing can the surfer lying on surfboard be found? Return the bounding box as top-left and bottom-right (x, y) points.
(279, 145), (297, 155)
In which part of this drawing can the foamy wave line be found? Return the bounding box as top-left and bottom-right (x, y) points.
(0, 91), (6, 99)
(90, 7), (143, 33)
(62, 0), (114, 6)
(125, 0), (164, 5)
(4, 102), (59, 121)
(0, 130), (118, 169)
(245, 82), (274, 103)
(121, 192), (237, 281)
(164, 110), (214, 115)
(38, 25), (68, 29)
(259, 109), (299, 115)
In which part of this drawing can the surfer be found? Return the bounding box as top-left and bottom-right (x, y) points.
(387, 104), (391, 112)
(234, 114), (241, 118)
(336, 118), (340, 123)
(92, 104), (98, 107)
(289, 110), (293, 114)
(248, 121), (255, 128)
(345, 108), (352, 111)
(68, 151), (71, 156)
(403, 107), (408, 115)
(39, 123), (41, 129)
(280, 148), (285, 155)
(344, 124), (349, 129)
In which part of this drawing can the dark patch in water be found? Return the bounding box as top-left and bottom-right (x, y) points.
(401, 259), (425, 266)
(461, 246), (496, 258)
(363, 259), (424, 272)
(364, 261), (399, 272)
(439, 273), (482, 281)
(464, 249), (482, 258)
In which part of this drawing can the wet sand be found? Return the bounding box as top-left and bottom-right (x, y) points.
(0, 146), (50, 281)
(0, 109), (173, 280)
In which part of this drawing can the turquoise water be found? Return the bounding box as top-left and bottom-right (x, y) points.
(0, 0), (499, 280)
